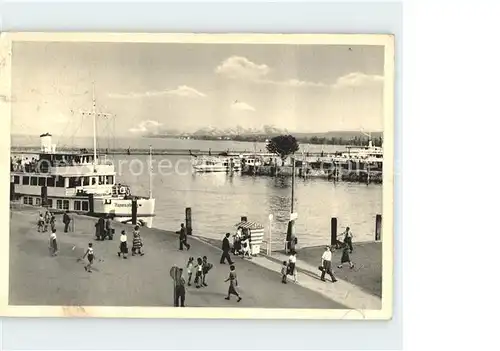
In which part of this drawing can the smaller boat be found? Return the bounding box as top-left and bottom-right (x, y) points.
(191, 156), (242, 173)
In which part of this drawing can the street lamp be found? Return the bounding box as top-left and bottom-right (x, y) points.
(286, 155), (297, 252)
(268, 214), (274, 255)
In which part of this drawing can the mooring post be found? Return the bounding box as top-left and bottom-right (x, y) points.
(331, 217), (338, 248)
(185, 207), (192, 235)
(131, 199), (137, 225)
(88, 194), (94, 214)
(375, 214), (382, 241)
(10, 182), (15, 201)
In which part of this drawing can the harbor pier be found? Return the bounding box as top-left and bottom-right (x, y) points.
(9, 205), (344, 309)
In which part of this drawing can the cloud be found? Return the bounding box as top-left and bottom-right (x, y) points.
(215, 56), (383, 91)
(270, 79), (328, 88)
(129, 120), (162, 133)
(333, 72), (384, 89)
(215, 56), (270, 81)
(109, 85), (206, 99)
(231, 100), (256, 112)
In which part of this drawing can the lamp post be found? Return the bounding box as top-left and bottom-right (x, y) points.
(286, 156), (296, 252)
(268, 213), (273, 255)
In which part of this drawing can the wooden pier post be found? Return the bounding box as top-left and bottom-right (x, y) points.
(41, 186), (48, 206)
(10, 182), (15, 201)
(88, 194), (94, 213)
(375, 214), (382, 241)
(185, 207), (193, 235)
(331, 217), (338, 247)
(131, 199), (138, 225)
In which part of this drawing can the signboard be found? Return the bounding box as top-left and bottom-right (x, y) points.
(170, 266), (182, 281)
(290, 212), (298, 221)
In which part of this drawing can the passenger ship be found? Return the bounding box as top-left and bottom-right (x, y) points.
(191, 155), (242, 173)
(10, 91), (156, 227)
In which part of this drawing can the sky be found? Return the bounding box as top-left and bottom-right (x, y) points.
(10, 41), (385, 137)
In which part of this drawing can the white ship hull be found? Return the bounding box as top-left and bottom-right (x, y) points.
(191, 156), (242, 173)
(192, 164), (241, 173)
(93, 197), (156, 228)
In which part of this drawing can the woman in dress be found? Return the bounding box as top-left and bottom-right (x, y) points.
(131, 227), (144, 256)
(224, 265), (242, 302)
(337, 243), (354, 269)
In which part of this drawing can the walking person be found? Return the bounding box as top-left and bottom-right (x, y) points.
(174, 268), (186, 307)
(37, 213), (45, 233)
(194, 257), (203, 288)
(48, 229), (58, 256)
(117, 230), (128, 259)
(186, 257), (194, 286)
(337, 243), (355, 269)
(44, 211), (51, 232)
(95, 217), (105, 240)
(49, 214), (56, 233)
(202, 256), (213, 287)
(105, 216), (113, 239)
(320, 246), (338, 283)
(63, 211), (71, 233)
(281, 261), (288, 284)
(178, 223), (191, 251)
(224, 265), (242, 302)
(82, 243), (95, 273)
(342, 227), (354, 253)
(288, 250), (298, 283)
(220, 233), (234, 264)
(131, 228), (144, 256)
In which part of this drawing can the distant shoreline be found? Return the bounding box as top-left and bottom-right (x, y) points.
(9, 146), (336, 157)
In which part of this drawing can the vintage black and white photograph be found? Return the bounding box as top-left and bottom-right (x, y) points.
(0, 33), (394, 319)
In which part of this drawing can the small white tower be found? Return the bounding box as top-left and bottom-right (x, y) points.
(40, 133), (52, 153)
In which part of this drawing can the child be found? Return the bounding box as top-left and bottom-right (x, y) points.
(117, 230), (128, 259)
(131, 228), (144, 256)
(202, 256), (213, 287)
(82, 243), (95, 273)
(194, 257), (203, 288)
(337, 243), (355, 269)
(186, 257), (194, 286)
(49, 229), (58, 256)
(288, 250), (298, 283)
(281, 261), (288, 284)
(224, 265), (242, 302)
(37, 213), (45, 233)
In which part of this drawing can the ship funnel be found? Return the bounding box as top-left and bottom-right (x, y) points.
(40, 133), (52, 153)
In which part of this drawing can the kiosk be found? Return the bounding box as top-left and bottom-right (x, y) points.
(234, 220), (265, 256)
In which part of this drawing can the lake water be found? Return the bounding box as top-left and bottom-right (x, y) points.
(12, 137), (382, 247)
(117, 154), (382, 247)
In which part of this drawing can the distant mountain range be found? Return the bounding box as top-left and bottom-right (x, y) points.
(145, 125), (382, 139)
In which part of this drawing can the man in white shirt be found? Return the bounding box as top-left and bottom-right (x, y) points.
(117, 230), (128, 259)
(320, 246), (337, 282)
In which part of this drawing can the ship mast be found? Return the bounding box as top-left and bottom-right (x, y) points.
(149, 145), (153, 199)
(81, 83), (113, 168)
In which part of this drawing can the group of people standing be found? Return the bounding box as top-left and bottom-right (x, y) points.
(38, 210), (73, 257)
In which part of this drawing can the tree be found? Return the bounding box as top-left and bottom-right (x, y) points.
(266, 134), (299, 163)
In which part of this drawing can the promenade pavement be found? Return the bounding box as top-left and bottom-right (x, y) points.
(9, 207), (344, 309)
(292, 243), (382, 298)
(196, 237), (381, 310)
